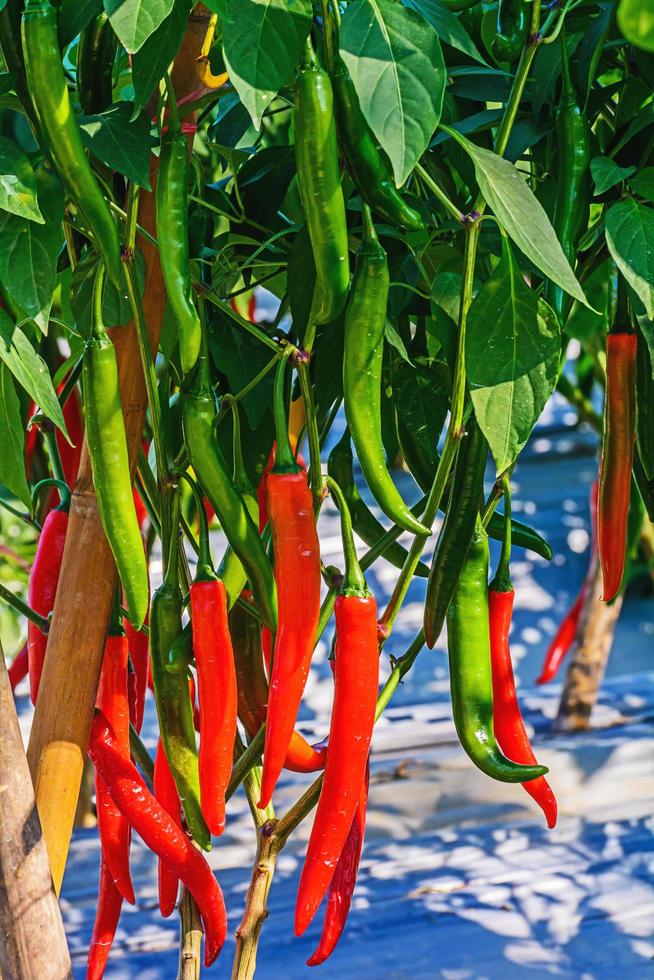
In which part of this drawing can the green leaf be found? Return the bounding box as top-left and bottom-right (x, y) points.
(629, 166), (654, 204)
(131, 0), (193, 116)
(403, 0), (486, 65)
(431, 270), (462, 323)
(618, 0), (654, 52)
(0, 137), (43, 223)
(393, 356), (449, 477)
(207, 313), (275, 429)
(71, 252), (143, 337)
(591, 156), (636, 195)
(466, 238), (560, 474)
(105, 0), (174, 53)
(0, 365), (30, 508)
(79, 104), (154, 189)
(0, 168), (64, 334)
(341, 0), (446, 186)
(222, 0), (312, 128)
(605, 199), (654, 319)
(59, 0), (102, 46)
(0, 309), (68, 438)
(384, 319), (411, 363)
(452, 132), (588, 308)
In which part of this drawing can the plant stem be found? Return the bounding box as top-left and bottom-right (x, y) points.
(231, 818), (281, 980)
(296, 357), (323, 507)
(0, 583), (48, 632)
(199, 285), (281, 353)
(129, 723), (154, 789)
(225, 725), (265, 802)
(177, 886), (202, 980)
(415, 162), (465, 223)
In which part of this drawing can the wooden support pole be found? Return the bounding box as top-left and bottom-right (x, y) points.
(26, 9), (211, 895)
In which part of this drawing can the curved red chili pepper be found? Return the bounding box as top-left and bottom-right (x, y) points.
(8, 643), (28, 691)
(307, 762), (369, 966)
(27, 506), (69, 704)
(191, 578), (237, 836)
(295, 593), (378, 935)
(125, 616), (149, 734)
(489, 589), (557, 828)
(95, 633), (134, 905)
(154, 738), (181, 917)
(88, 711), (227, 967)
(598, 333), (637, 601)
(57, 384), (83, 489)
(86, 857), (123, 980)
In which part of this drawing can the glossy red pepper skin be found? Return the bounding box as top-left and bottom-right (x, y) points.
(154, 738), (181, 918)
(86, 857), (123, 980)
(95, 634), (134, 905)
(27, 506), (68, 704)
(8, 643), (28, 690)
(489, 589), (557, 829)
(125, 616), (149, 734)
(259, 470), (321, 808)
(307, 762), (369, 966)
(295, 594), (378, 935)
(598, 333), (637, 601)
(190, 578), (237, 836)
(88, 711), (227, 966)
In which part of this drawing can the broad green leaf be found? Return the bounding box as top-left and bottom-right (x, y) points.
(606, 199), (654, 319)
(0, 168), (63, 334)
(384, 319), (411, 363)
(222, 0), (312, 128)
(131, 0), (193, 116)
(0, 310), (68, 438)
(0, 137), (43, 223)
(79, 104), (154, 189)
(393, 356), (449, 480)
(618, 0), (654, 52)
(630, 167), (654, 204)
(452, 132), (588, 307)
(208, 313), (276, 430)
(466, 238), (560, 474)
(403, 0), (486, 65)
(591, 156), (636, 195)
(105, 0), (174, 53)
(0, 365), (30, 508)
(341, 0), (446, 186)
(60, 0), (101, 46)
(431, 270), (462, 323)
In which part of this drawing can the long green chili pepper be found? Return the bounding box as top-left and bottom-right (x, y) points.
(156, 87), (201, 375)
(424, 418), (488, 648)
(77, 12), (117, 115)
(183, 340), (277, 632)
(295, 37), (349, 325)
(21, 0), (122, 284)
(150, 491), (210, 850)
(82, 267), (149, 628)
(344, 206), (429, 537)
(447, 517), (548, 784)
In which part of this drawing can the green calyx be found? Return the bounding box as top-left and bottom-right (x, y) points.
(272, 347), (301, 474)
(490, 472), (513, 594)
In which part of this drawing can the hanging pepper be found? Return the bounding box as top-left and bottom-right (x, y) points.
(259, 352), (321, 808)
(150, 490), (210, 850)
(125, 616), (149, 735)
(183, 336), (277, 633)
(21, 0), (121, 284)
(154, 739), (181, 918)
(185, 472), (237, 837)
(424, 418), (488, 649)
(27, 479), (70, 705)
(76, 11), (117, 114)
(446, 517), (549, 783)
(230, 591), (327, 773)
(344, 205), (429, 537)
(295, 37), (350, 325)
(156, 82), (201, 375)
(490, 0), (528, 62)
(488, 479), (557, 828)
(88, 711), (227, 967)
(83, 267), (149, 628)
(8, 643), (28, 691)
(295, 476), (378, 936)
(307, 762), (369, 966)
(598, 331), (637, 601)
(327, 430), (429, 577)
(86, 857), (123, 980)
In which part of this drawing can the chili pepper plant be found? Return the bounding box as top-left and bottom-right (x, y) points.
(0, 0), (653, 975)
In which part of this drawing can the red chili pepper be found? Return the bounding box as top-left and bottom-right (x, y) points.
(133, 486), (149, 530)
(295, 476), (378, 936)
(125, 616), (149, 734)
(95, 632), (135, 905)
(307, 762), (369, 966)
(259, 355), (321, 808)
(598, 333), (637, 601)
(88, 711), (227, 967)
(8, 643), (28, 691)
(154, 738), (181, 917)
(86, 857), (123, 980)
(57, 383), (83, 489)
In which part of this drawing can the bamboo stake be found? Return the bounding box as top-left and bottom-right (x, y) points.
(26, 9), (211, 895)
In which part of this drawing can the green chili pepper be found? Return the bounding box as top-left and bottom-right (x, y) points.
(82, 267), (149, 628)
(447, 517), (548, 783)
(344, 206), (429, 537)
(331, 57), (423, 233)
(183, 341), (277, 632)
(490, 0), (528, 62)
(150, 491), (210, 850)
(76, 11), (117, 115)
(156, 91), (201, 375)
(424, 417), (488, 648)
(327, 430), (429, 577)
(636, 326), (654, 481)
(295, 37), (349, 325)
(21, 0), (121, 285)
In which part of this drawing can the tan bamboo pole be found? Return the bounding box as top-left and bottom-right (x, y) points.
(26, 7), (211, 894)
